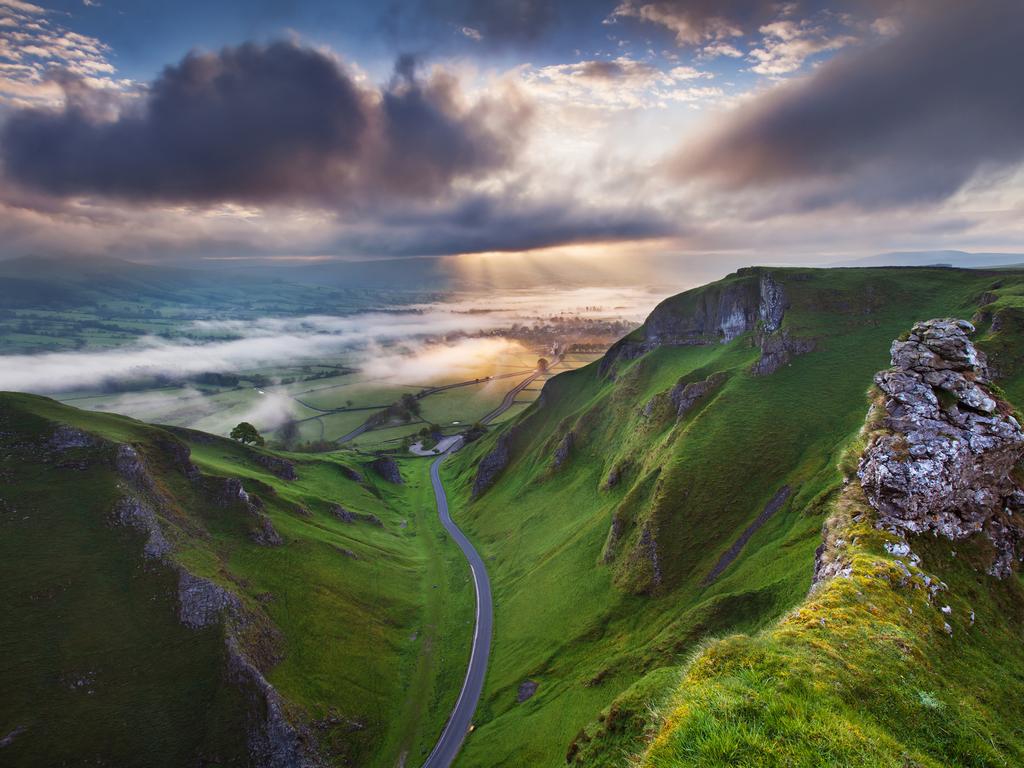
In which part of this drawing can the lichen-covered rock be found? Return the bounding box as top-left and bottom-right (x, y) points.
(858, 318), (1024, 577)
(255, 454), (297, 481)
(472, 427), (517, 499)
(369, 456), (402, 484)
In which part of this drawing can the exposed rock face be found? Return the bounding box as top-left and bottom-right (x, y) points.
(226, 636), (325, 768)
(472, 427), (517, 499)
(552, 431), (575, 470)
(178, 570), (242, 629)
(858, 318), (1024, 577)
(669, 372), (726, 420)
(330, 504), (383, 527)
(751, 331), (815, 376)
(369, 456), (402, 484)
(252, 514), (284, 546)
(48, 425), (95, 450)
(112, 496), (172, 559)
(255, 454), (297, 481)
(600, 269), (810, 378)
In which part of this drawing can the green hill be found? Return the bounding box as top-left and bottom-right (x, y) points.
(442, 266), (1024, 766)
(0, 393), (472, 767)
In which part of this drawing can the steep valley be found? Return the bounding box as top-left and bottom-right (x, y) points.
(442, 266), (1024, 766)
(5, 266), (1024, 767)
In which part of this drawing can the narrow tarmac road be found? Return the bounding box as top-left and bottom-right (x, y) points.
(421, 444), (492, 768)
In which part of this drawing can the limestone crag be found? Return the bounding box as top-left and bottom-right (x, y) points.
(858, 318), (1024, 577)
(599, 269), (810, 377)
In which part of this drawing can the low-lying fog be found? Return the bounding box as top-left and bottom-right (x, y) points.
(0, 286), (664, 397)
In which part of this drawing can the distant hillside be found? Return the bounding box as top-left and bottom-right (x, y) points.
(0, 393), (470, 767)
(836, 250), (1024, 269)
(441, 265), (1024, 766)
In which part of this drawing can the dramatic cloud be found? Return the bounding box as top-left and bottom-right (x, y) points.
(0, 41), (530, 205)
(335, 194), (677, 256)
(671, 0), (1024, 210)
(608, 0), (783, 45)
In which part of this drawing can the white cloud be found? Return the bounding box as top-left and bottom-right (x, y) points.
(748, 20), (857, 76)
(0, 1), (129, 107)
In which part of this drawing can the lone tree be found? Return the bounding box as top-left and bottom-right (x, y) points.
(231, 422), (265, 446)
(537, 358), (550, 372)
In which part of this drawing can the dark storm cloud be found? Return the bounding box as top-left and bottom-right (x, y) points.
(333, 194), (677, 256)
(671, 0), (1024, 210)
(0, 41), (527, 205)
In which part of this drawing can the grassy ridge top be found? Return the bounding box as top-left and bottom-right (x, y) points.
(0, 392), (471, 767)
(443, 266), (1024, 766)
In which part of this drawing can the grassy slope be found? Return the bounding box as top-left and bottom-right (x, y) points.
(640, 477), (1024, 767)
(442, 267), (1024, 767)
(0, 393), (472, 767)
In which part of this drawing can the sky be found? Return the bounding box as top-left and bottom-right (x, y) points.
(0, 0), (1022, 269)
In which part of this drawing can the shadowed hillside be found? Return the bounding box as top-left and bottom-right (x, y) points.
(0, 393), (472, 768)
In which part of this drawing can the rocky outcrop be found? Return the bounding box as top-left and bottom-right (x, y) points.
(154, 435), (201, 481)
(751, 331), (815, 376)
(552, 431), (575, 470)
(330, 504), (383, 527)
(177, 570), (242, 629)
(338, 465), (365, 484)
(858, 318), (1024, 577)
(369, 456), (402, 485)
(112, 496), (172, 559)
(600, 269), (810, 378)
(48, 425), (95, 450)
(669, 372), (727, 420)
(472, 427), (517, 499)
(255, 454), (298, 481)
(226, 636), (325, 768)
(252, 514), (284, 546)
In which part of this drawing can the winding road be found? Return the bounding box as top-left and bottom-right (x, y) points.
(421, 443), (492, 768)
(420, 361), (558, 767)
